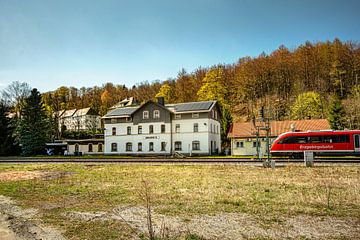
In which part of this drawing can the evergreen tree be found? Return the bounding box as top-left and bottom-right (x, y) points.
(328, 94), (347, 130)
(0, 101), (18, 155)
(16, 88), (51, 155)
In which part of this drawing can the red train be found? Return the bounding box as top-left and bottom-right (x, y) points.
(270, 130), (360, 157)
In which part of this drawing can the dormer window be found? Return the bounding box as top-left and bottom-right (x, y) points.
(153, 110), (160, 119)
(175, 114), (181, 119)
(143, 111), (149, 119)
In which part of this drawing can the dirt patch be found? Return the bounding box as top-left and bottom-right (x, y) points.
(0, 171), (73, 182)
(66, 206), (360, 240)
(0, 195), (66, 240)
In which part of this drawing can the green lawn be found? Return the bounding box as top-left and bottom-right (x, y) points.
(0, 163), (359, 239)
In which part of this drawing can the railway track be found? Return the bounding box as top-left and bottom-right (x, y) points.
(0, 157), (360, 164)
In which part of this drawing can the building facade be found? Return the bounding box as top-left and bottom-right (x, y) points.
(228, 119), (330, 156)
(56, 107), (101, 132)
(103, 99), (221, 155)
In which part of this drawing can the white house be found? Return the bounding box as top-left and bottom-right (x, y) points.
(57, 107), (101, 132)
(103, 98), (221, 156)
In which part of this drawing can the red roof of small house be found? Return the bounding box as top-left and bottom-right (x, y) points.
(227, 119), (330, 138)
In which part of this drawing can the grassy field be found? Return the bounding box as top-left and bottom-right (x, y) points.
(0, 163), (359, 239)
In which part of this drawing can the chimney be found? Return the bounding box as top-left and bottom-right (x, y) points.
(157, 96), (165, 106)
(290, 123), (296, 132)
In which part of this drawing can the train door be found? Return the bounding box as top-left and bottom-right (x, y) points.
(354, 134), (360, 152)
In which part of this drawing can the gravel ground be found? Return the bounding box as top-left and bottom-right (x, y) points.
(66, 206), (360, 240)
(0, 196), (65, 240)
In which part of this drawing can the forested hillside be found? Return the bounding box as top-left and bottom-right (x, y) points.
(42, 39), (360, 128)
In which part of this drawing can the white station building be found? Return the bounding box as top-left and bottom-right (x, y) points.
(103, 98), (221, 156)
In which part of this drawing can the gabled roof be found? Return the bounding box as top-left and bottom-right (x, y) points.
(228, 119), (330, 138)
(103, 100), (218, 118)
(61, 109), (77, 117)
(131, 100), (172, 116)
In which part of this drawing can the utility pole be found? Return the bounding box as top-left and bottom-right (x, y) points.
(258, 106), (272, 168)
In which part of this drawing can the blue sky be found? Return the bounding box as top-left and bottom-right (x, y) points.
(0, 0), (359, 92)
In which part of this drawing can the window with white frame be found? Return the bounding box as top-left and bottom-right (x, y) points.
(138, 126), (142, 134)
(215, 111), (218, 120)
(193, 123), (199, 132)
(175, 124), (180, 133)
(161, 142), (166, 151)
(192, 113), (199, 118)
(161, 124), (165, 133)
(111, 143), (117, 152)
(143, 111), (149, 119)
(149, 142), (154, 151)
(252, 141), (261, 148)
(149, 125), (154, 134)
(138, 142), (142, 151)
(126, 142), (132, 151)
(88, 143), (93, 152)
(192, 141), (200, 150)
(174, 141), (182, 151)
(236, 141), (244, 148)
(153, 110), (160, 119)
(127, 126), (131, 135)
(112, 127), (116, 136)
(111, 118), (116, 123)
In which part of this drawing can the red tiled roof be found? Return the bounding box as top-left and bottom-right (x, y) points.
(227, 119), (330, 138)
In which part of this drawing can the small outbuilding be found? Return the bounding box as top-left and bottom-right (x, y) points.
(227, 119), (330, 156)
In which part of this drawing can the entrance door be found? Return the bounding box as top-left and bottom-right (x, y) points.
(354, 134), (360, 152)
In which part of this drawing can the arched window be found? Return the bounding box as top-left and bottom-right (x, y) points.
(153, 110), (160, 118)
(111, 143), (117, 152)
(112, 127), (116, 136)
(143, 111), (149, 119)
(88, 143), (93, 152)
(98, 143), (103, 152)
(75, 144), (79, 152)
(126, 142), (132, 151)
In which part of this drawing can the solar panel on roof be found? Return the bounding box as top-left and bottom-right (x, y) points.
(174, 101), (213, 112)
(106, 107), (138, 116)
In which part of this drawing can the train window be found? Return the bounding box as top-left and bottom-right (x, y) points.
(309, 136), (323, 143)
(332, 134), (350, 143)
(295, 136), (307, 143)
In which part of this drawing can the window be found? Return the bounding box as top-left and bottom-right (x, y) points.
(88, 143), (93, 152)
(212, 110), (215, 118)
(126, 142), (132, 151)
(236, 141), (244, 148)
(98, 143), (103, 152)
(210, 123), (212, 133)
(193, 123), (199, 132)
(175, 141), (182, 151)
(112, 127), (116, 136)
(161, 124), (165, 133)
(127, 126), (131, 135)
(153, 110), (160, 118)
(149, 125), (154, 134)
(161, 142), (166, 151)
(149, 142), (154, 151)
(111, 143), (117, 152)
(215, 111), (218, 120)
(143, 111), (149, 119)
(192, 141), (200, 150)
(175, 114), (181, 119)
(192, 113), (199, 118)
(126, 117), (132, 122)
(175, 124), (180, 133)
(138, 126), (142, 134)
(111, 118), (116, 123)
(253, 141), (261, 148)
(75, 144), (79, 152)
(138, 142), (142, 151)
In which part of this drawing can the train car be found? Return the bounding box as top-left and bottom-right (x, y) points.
(270, 130), (360, 157)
